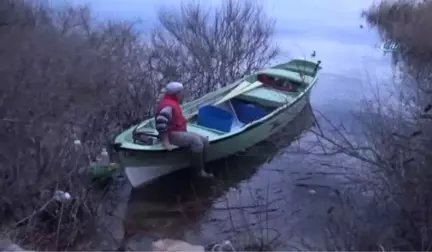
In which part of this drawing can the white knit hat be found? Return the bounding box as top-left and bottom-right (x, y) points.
(165, 82), (184, 95)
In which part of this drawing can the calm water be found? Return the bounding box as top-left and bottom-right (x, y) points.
(82, 0), (394, 250)
(122, 105), (316, 248)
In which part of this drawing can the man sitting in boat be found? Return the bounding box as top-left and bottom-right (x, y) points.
(155, 82), (213, 178)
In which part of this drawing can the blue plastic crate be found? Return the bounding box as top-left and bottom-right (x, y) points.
(197, 105), (234, 132)
(231, 99), (267, 124)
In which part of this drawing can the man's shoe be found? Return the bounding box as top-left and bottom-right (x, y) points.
(199, 170), (214, 178)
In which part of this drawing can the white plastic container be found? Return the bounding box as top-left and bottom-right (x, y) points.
(53, 190), (72, 202)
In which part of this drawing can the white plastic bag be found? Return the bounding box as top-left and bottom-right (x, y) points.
(151, 239), (204, 252)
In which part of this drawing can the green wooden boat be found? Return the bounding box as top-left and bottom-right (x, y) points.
(113, 58), (322, 188)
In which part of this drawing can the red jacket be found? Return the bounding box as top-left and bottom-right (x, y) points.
(156, 94), (187, 132)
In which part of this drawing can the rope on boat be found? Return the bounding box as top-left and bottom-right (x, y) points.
(210, 240), (236, 252)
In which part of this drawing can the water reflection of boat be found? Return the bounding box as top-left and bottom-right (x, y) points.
(122, 103), (316, 242)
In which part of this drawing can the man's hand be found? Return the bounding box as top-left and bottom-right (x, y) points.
(162, 133), (175, 151)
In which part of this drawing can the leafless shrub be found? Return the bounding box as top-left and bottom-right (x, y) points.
(149, 0), (279, 100)
(0, 1), (149, 250)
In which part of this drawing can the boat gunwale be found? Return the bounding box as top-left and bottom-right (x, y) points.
(114, 60), (321, 152)
(116, 81), (319, 152)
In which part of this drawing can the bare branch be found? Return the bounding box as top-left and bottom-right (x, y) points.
(152, 0), (279, 99)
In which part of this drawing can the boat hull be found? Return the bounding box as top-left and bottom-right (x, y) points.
(119, 89), (312, 188)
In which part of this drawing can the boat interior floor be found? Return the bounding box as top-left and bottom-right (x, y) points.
(135, 86), (299, 144)
(186, 86), (297, 139)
